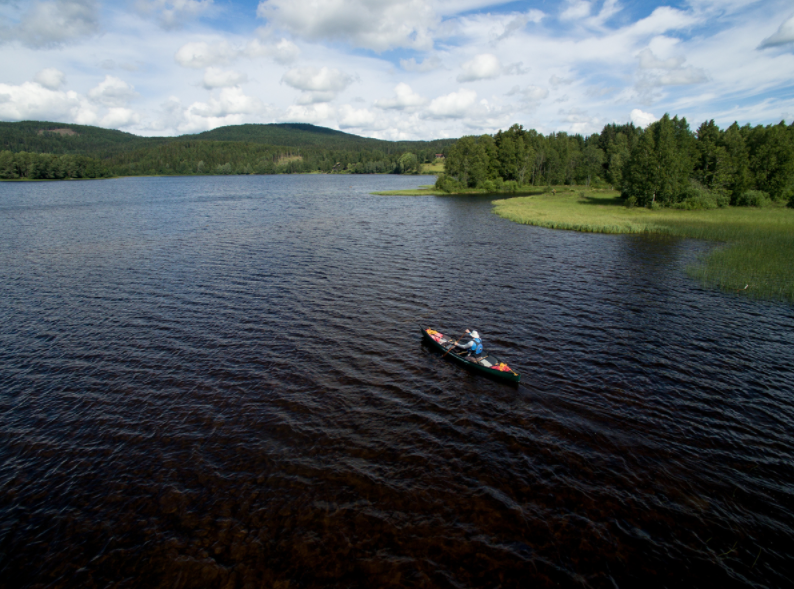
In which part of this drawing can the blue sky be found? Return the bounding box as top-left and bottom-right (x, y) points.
(1, 0), (793, 139)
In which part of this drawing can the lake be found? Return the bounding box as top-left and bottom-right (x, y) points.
(1, 174), (792, 588)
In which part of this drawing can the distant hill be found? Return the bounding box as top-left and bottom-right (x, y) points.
(0, 121), (167, 157)
(185, 123), (384, 149)
(0, 121), (455, 157)
(184, 123), (455, 153)
(0, 120), (455, 178)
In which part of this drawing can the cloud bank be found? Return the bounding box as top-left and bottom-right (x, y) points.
(0, 0), (791, 139)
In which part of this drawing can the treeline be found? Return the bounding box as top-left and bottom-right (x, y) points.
(0, 141), (439, 179)
(0, 151), (111, 179)
(437, 116), (794, 208)
(104, 140), (439, 176)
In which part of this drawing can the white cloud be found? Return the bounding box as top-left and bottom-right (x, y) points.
(189, 87), (264, 117)
(256, 0), (437, 51)
(174, 37), (300, 69)
(425, 88), (478, 119)
(134, 0), (214, 29)
(653, 69), (708, 85)
(507, 85), (548, 102)
(149, 93), (271, 135)
(628, 6), (698, 37)
(400, 56), (442, 72)
(457, 53), (502, 82)
(100, 107), (141, 128)
(0, 0), (790, 141)
(337, 105), (381, 129)
(174, 41), (237, 69)
(244, 37), (301, 64)
(100, 60), (141, 72)
(150, 96), (188, 132)
(561, 0), (591, 21)
(202, 67), (248, 89)
(630, 108), (657, 127)
(0, 0), (99, 48)
(87, 76), (139, 107)
(550, 75), (574, 87)
(0, 80), (97, 124)
(281, 66), (354, 103)
(636, 49), (707, 87)
(560, 108), (601, 134)
(637, 48), (684, 70)
(280, 103), (336, 124)
(495, 10), (545, 41)
(375, 83), (427, 111)
(504, 62), (528, 75)
(759, 14), (794, 48)
(586, 0), (621, 27)
(34, 68), (67, 91)
(272, 38), (300, 64)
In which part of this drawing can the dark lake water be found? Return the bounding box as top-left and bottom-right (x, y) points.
(1, 174), (793, 588)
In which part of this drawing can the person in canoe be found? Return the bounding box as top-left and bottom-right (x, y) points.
(452, 329), (484, 359)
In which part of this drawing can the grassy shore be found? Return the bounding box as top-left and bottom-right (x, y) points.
(371, 184), (448, 196)
(493, 186), (794, 303)
(371, 184), (546, 197)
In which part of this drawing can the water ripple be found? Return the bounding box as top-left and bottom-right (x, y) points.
(1, 175), (793, 588)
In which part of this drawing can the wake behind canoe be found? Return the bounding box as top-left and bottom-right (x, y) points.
(421, 327), (520, 384)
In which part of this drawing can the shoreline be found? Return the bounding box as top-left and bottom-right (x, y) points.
(492, 187), (794, 303)
(0, 171), (419, 182)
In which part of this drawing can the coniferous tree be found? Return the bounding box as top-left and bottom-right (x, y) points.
(695, 120), (732, 196)
(605, 133), (630, 189)
(622, 129), (659, 205)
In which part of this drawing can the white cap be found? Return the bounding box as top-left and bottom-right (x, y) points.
(470, 330), (480, 339)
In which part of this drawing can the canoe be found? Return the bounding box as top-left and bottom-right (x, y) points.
(421, 327), (520, 384)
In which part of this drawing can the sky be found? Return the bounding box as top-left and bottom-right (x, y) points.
(1, 0), (793, 140)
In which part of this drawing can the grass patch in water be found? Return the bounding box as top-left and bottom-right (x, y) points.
(373, 186), (541, 197)
(492, 187), (794, 303)
(371, 185), (448, 196)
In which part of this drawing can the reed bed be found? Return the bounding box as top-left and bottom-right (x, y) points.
(493, 188), (794, 303)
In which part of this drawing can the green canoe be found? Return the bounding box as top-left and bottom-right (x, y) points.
(421, 327), (521, 384)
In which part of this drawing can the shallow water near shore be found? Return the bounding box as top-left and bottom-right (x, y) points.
(1, 174), (793, 588)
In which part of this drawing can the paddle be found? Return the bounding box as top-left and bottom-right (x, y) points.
(441, 331), (468, 358)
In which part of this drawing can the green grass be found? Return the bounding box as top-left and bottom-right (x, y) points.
(419, 161), (445, 174)
(492, 186), (794, 303)
(371, 185), (447, 196)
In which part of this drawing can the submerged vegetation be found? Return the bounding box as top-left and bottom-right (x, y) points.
(494, 188), (794, 302)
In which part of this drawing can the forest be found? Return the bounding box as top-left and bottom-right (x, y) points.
(0, 121), (455, 180)
(0, 150), (112, 180)
(437, 115), (794, 208)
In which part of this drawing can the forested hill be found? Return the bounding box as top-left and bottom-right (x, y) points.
(0, 121), (168, 157)
(0, 121), (454, 157)
(186, 123), (383, 149)
(0, 120), (457, 179)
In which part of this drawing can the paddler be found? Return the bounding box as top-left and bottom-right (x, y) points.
(454, 329), (484, 359)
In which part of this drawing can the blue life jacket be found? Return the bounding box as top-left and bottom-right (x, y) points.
(472, 337), (483, 355)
